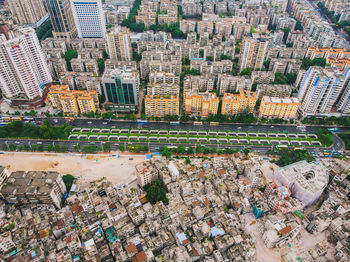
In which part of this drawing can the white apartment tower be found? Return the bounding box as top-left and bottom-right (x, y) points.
(298, 67), (350, 116)
(0, 28), (52, 101)
(106, 26), (132, 61)
(71, 0), (106, 38)
(336, 68), (350, 114)
(239, 36), (269, 71)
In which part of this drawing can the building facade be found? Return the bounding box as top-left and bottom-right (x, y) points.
(102, 68), (140, 113)
(239, 36), (269, 71)
(0, 28), (52, 105)
(183, 92), (219, 117)
(71, 0), (106, 38)
(106, 26), (132, 61)
(221, 91), (257, 116)
(297, 67), (350, 116)
(48, 85), (99, 115)
(0, 171), (67, 209)
(259, 96), (300, 119)
(8, 0), (47, 25)
(145, 95), (179, 117)
(43, 0), (78, 40)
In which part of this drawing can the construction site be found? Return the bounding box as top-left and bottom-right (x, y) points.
(0, 152), (145, 185)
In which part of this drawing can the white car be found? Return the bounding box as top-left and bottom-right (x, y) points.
(103, 122), (107, 124)
(37, 142), (42, 144)
(15, 141), (20, 144)
(88, 121), (92, 124)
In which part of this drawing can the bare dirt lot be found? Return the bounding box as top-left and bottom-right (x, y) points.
(0, 152), (145, 185)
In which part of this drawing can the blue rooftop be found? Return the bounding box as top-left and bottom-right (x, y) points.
(211, 226), (225, 237)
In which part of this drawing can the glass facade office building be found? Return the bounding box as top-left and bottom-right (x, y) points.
(103, 76), (139, 112)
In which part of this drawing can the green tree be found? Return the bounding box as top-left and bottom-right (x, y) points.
(235, 46), (240, 54)
(317, 129), (334, 147)
(9, 144), (16, 151)
(102, 50), (109, 59)
(251, 82), (258, 91)
(187, 147), (194, 155)
(61, 146), (68, 153)
(286, 73), (297, 84)
(160, 147), (171, 158)
(240, 68), (252, 77)
(274, 72), (288, 84)
(206, 56), (213, 61)
(301, 58), (326, 70)
(263, 60), (270, 71)
(182, 57), (190, 65)
(177, 145), (186, 154)
(54, 144), (61, 152)
(144, 180), (169, 205)
(62, 174), (75, 191)
(63, 49), (78, 71)
(280, 28), (291, 43)
(119, 144), (125, 151)
(38, 145), (44, 152)
(134, 144), (141, 153)
(36, 20), (53, 40)
(275, 148), (314, 167)
(97, 58), (105, 75)
(242, 148), (250, 156)
(196, 146), (203, 154)
(210, 147), (217, 154)
(2, 144), (8, 151)
(46, 143), (54, 151)
(103, 142), (111, 152)
(185, 157), (191, 164)
(74, 144), (80, 152)
(203, 147), (210, 154)
(295, 20), (303, 31)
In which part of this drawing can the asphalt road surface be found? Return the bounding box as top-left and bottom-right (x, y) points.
(0, 133), (344, 158)
(1, 117), (344, 156)
(37, 117), (350, 134)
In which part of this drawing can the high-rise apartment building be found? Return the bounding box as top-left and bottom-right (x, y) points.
(221, 91), (257, 116)
(183, 92), (219, 117)
(102, 68), (140, 112)
(239, 36), (269, 71)
(48, 85), (99, 115)
(71, 0), (106, 38)
(336, 69), (350, 114)
(43, 0), (77, 40)
(145, 95), (179, 117)
(8, 0), (47, 25)
(298, 67), (350, 116)
(259, 96), (300, 119)
(0, 171), (67, 209)
(60, 93), (79, 115)
(106, 26), (132, 61)
(0, 28), (52, 106)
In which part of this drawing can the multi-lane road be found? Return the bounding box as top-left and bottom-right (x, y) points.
(39, 117), (350, 134)
(0, 117), (345, 156)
